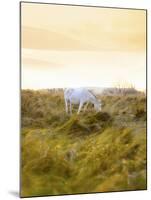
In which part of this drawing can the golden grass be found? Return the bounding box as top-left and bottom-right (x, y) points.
(21, 89), (146, 197)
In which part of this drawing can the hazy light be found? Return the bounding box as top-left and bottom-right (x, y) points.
(21, 4), (146, 91)
(22, 49), (146, 90)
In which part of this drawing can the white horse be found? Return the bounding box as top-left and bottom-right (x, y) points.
(64, 88), (101, 114)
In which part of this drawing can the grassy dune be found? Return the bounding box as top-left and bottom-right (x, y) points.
(21, 89), (146, 197)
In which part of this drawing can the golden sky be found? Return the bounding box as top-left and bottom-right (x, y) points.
(21, 3), (146, 90)
(22, 3), (146, 51)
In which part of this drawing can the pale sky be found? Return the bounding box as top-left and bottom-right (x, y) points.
(21, 3), (146, 90)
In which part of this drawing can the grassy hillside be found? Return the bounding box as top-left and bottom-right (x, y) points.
(21, 89), (146, 197)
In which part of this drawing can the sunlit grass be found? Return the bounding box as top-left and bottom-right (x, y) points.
(21, 89), (146, 197)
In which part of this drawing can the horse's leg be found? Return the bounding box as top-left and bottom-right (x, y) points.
(65, 99), (68, 113)
(77, 102), (83, 114)
(70, 101), (72, 115)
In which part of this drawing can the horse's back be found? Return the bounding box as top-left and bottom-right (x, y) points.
(65, 88), (95, 104)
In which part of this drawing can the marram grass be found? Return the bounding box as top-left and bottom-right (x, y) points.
(21, 90), (146, 197)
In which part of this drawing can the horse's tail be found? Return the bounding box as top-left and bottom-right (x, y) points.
(64, 88), (74, 98)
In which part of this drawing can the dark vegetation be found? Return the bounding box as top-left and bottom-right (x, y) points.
(21, 89), (146, 197)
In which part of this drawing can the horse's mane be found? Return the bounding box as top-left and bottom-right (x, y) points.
(88, 90), (97, 99)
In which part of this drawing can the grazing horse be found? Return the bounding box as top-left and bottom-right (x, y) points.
(64, 88), (101, 114)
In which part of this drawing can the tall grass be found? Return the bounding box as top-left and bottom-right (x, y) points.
(21, 89), (146, 197)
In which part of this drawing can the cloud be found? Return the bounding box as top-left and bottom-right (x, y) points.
(21, 3), (146, 51)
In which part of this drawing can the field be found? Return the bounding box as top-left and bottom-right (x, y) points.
(21, 89), (147, 197)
